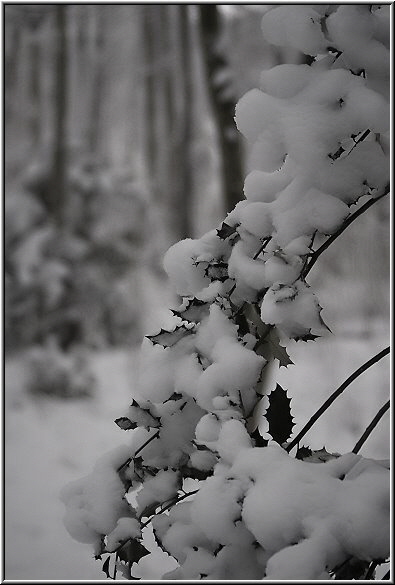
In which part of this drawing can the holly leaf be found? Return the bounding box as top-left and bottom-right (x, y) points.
(102, 556), (112, 579)
(293, 332), (320, 342)
(251, 427), (268, 447)
(171, 298), (209, 323)
(216, 222), (238, 240)
(146, 323), (195, 348)
(256, 328), (293, 367)
(117, 539), (150, 565)
(115, 417), (137, 431)
(195, 260), (228, 282)
(302, 447), (340, 463)
(295, 445), (313, 460)
(265, 384), (294, 445)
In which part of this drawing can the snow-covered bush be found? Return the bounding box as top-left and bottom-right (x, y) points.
(61, 5), (390, 580)
(25, 342), (95, 399)
(5, 155), (146, 351)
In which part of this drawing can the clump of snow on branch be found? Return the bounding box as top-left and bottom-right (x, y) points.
(61, 5), (390, 580)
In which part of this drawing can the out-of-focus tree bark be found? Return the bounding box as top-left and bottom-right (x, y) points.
(87, 5), (106, 156)
(141, 7), (158, 187)
(172, 5), (194, 240)
(49, 4), (68, 227)
(198, 5), (244, 214)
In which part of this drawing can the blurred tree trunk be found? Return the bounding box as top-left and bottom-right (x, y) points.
(172, 5), (194, 240)
(27, 29), (41, 152)
(198, 5), (244, 213)
(87, 6), (106, 156)
(142, 7), (158, 188)
(49, 4), (68, 227)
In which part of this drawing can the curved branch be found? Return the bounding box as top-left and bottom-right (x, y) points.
(352, 400), (390, 454)
(286, 347), (390, 453)
(302, 186), (390, 278)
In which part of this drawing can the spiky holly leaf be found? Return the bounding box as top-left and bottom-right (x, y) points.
(295, 445), (313, 460)
(195, 260), (229, 282)
(251, 427), (268, 447)
(216, 222), (238, 240)
(102, 556), (112, 579)
(256, 328), (293, 367)
(146, 323), (195, 348)
(171, 298), (209, 323)
(293, 332), (320, 342)
(115, 417), (137, 431)
(117, 539), (150, 565)
(332, 559), (370, 580)
(303, 447), (340, 463)
(164, 392), (183, 402)
(265, 384), (294, 445)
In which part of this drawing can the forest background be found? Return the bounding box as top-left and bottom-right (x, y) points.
(4, 4), (390, 580)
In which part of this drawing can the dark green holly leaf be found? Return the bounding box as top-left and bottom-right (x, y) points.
(265, 384), (294, 445)
(117, 539), (150, 565)
(217, 222), (238, 240)
(303, 447), (340, 463)
(256, 328), (293, 367)
(198, 260), (228, 282)
(171, 298), (209, 323)
(269, 331), (293, 366)
(328, 145), (345, 161)
(332, 558), (370, 580)
(115, 417), (137, 431)
(295, 445), (313, 460)
(164, 392), (183, 402)
(251, 427), (268, 447)
(102, 556), (112, 579)
(146, 324), (195, 348)
(182, 466), (213, 481)
(293, 332), (320, 342)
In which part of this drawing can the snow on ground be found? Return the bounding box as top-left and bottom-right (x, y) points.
(4, 321), (390, 580)
(4, 349), (136, 580)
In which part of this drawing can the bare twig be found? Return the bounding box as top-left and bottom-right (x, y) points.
(253, 236), (271, 260)
(364, 560), (378, 580)
(286, 347), (390, 453)
(302, 186), (390, 278)
(352, 400), (390, 454)
(141, 488), (199, 528)
(117, 430), (160, 473)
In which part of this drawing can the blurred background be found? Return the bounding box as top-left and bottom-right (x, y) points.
(4, 4), (390, 580)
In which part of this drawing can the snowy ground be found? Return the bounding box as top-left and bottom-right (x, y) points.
(4, 321), (390, 581)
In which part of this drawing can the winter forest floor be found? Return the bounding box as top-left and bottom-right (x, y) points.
(4, 320), (390, 580)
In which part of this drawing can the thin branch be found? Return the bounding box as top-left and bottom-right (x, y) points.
(141, 488), (199, 528)
(302, 186), (389, 278)
(253, 236), (271, 260)
(352, 400), (390, 454)
(117, 430), (160, 473)
(364, 560), (378, 580)
(286, 347), (390, 453)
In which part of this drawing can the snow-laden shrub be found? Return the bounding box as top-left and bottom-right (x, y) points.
(25, 342), (95, 399)
(61, 5), (390, 580)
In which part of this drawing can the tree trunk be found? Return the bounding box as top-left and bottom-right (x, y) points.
(87, 5), (106, 156)
(173, 5), (194, 240)
(198, 5), (245, 214)
(50, 4), (68, 227)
